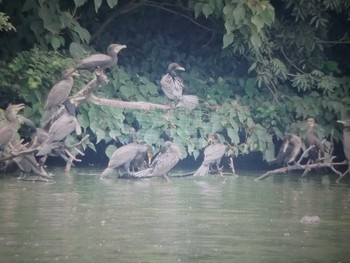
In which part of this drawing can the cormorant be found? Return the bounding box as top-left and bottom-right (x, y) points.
(305, 117), (324, 163)
(132, 141), (181, 178)
(36, 100), (81, 156)
(337, 120), (350, 175)
(41, 69), (78, 128)
(0, 103), (25, 152)
(66, 44), (126, 76)
(272, 134), (302, 166)
(25, 119), (72, 164)
(128, 127), (152, 172)
(12, 144), (51, 179)
(194, 134), (227, 176)
(99, 142), (153, 178)
(160, 63), (199, 111)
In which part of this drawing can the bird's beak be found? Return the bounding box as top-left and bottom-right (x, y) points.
(176, 65), (185, 71)
(147, 152), (153, 165)
(72, 71), (80, 77)
(337, 120), (345, 125)
(15, 103), (25, 111)
(282, 141), (289, 153)
(115, 44), (127, 53)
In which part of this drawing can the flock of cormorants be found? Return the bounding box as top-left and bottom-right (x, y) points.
(0, 43), (350, 181)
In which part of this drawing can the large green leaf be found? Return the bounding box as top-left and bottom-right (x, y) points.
(74, 0), (87, 8)
(223, 32), (234, 48)
(107, 0), (119, 8)
(94, 0), (103, 13)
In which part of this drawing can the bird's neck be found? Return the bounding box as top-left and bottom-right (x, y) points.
(6, 112), (18, 123)
(169, 70), (177, 78)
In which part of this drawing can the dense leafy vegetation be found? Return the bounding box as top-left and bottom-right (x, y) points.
(1, 0), (349, 164)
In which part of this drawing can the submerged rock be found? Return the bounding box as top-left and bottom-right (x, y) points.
(300, 215), (320, 224)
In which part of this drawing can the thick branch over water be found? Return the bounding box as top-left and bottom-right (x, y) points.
(72, 69), (171, 110)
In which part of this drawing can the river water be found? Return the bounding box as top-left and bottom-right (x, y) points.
(0, 167), (349, 263)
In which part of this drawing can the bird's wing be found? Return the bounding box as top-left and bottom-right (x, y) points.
(47, 114), (77, 142)
(45, 79), (72, 109)
(203, 144), (226, 165)
(107, 144), (139, 168)
(172, 76), (184, 97)
(151, 151), (180, 177)
(76, 54), (112, 70)
(160, 74), (184, 100)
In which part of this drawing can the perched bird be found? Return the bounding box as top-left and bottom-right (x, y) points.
(36, 100), (81, 156)
(160, 63), (198, 111)
(25, 119), (71, 164)
(66, 44), (126, 76)
(132, 141), (181, 178)
(194, 134), (227, 176)
(11, 143), (51, 179)
(337, 120), (350, 175)
(127, 128), (153, 172)
(272, 134), (302, 166)
(99, 142), (153, 178)
(305, 117), (324, 163)
(41, 69), (79, 129)
(0, 103), (25, 152)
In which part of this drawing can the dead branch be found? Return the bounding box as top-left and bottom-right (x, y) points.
(255, 159), (346, 181)
(336, 162), (350, 183)
(87, 94), (171, 110)
(72, 69), (171, 110)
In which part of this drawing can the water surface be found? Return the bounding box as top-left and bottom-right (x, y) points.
(0, 168), (349, 262)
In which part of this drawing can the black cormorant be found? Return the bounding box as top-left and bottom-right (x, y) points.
(273, 134), (302, 166)
(99, 142), (153, 178)
(305, 117), (324, 162)
(127, 127), (153, 172)
(36, 100), (81, 156)
(337, 120), (350, 176)
(0, 103), (25, 152)
(160, 63), (198, 111)
(132, 141), (181, 178)
(67, 44), (126, 76)
(41, 70), (78, 128)
(194, 134), (227, 176)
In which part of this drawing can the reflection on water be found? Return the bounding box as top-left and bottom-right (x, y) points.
(0, 167), (349, 262)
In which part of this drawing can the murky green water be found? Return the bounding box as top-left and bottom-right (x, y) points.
(0, 167), (349, 263)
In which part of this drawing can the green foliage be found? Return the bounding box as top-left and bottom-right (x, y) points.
(1, 0), (350, 165)
(0, 11), (15, 31)
(0, 47), (76, 120)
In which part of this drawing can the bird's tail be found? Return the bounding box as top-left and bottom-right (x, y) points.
(193, 164), (209, 176)
(178, 95), (199, 111)
(36, 143), (54, 156)
(132, 168), (153, 178)
(99, 168), (114, 179)
(41, 108), (56, 129)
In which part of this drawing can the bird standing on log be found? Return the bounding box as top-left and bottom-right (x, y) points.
(272, 134), (302, 166)
(41, 69), (79, 129)
(160, 63), (198, 111)
(36, 100), (81, 157)
(194, 134), (227, 177)
(132, 141), (181, 178)
(11, 143), (51, 179)
(337, 120), (350, 176)
(99, 142), (153, 179)
(65, 43), (126, 76)
(0, 103), (25, 153)
(128, 127), (153, 172)
(305, 117), (324, 163)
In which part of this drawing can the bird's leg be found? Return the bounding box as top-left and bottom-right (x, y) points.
(216, 162), (224, 177)
(39, 155), (48, 168)
(163, 173), (171, 182)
